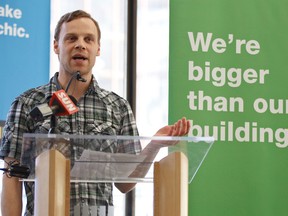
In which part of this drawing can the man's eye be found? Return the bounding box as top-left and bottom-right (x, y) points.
(67, 36), (76, 41)
(85, 37), (93, 42)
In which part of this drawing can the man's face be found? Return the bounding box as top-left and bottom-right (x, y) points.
(53, 17), (100, 76)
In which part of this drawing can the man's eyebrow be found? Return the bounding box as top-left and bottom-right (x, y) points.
(64, 33), (76, 38)
(64, 33), (96, 38)
(84, 33), (96, 38)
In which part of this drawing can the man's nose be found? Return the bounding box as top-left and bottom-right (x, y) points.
(74, 40), (86, 50)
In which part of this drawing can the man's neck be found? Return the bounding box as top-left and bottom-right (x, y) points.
(57, 72), (91, 100)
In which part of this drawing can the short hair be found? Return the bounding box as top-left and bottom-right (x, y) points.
(54, 10), (101, 45)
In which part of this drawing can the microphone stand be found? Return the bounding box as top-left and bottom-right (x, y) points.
(48, 114), (57, 134)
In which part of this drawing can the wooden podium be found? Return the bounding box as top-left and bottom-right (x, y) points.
(34, 150), (70, 216)
(154, 152), (188, 216)
(21, 134), (213, 216)
(33, 150), (188, 216)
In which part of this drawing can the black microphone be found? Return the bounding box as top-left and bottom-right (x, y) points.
(76, 71), (87, 82)
(65, 71), (87, 92)
(29, 71), (85, 122)
(0, 163), (30, 178)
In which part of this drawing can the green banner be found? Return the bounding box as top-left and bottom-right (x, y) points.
(169, 0), (288, 215)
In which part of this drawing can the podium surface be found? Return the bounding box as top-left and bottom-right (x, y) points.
(21, 134), (213, 183)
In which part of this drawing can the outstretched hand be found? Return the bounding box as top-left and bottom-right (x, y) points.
(154, 117), (190, 136)
(135, 117), (191, 181)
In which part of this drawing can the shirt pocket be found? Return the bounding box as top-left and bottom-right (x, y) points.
(34, 120), (72, 134)
(86, 121), (117, 135)
(85, 121), (118, 152)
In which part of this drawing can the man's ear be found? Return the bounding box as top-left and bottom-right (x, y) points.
(96, 46), (100, 56)
(53, 40), (59, 54)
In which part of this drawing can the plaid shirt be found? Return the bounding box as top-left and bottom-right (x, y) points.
(0, 73), (141, 215)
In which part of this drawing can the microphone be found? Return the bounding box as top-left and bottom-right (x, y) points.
(76, 71), (87, 82)
(0, 162), (30, 178)
(65, 71), (86, 92)
(30, 71), (84, 122)
(30, 89), (79, 121)
(49, 89), (79, 116)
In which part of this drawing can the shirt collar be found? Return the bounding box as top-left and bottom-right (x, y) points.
(51, 72), (100, 94)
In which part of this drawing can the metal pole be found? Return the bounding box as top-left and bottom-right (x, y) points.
(125, 0), (137, 216)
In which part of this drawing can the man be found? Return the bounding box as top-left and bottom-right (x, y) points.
(0, 10), (190, 215)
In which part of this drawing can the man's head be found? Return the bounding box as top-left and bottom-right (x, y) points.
(53, 10), (101, 78)
(54, 10), (101, 45)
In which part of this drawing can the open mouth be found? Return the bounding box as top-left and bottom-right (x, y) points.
(72, 54), (88, 61)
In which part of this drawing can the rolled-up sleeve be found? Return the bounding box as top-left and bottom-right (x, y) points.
(0, 99), (29, 161)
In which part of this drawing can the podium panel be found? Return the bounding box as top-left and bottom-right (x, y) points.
(154, 152), (188, 216)
(34, 149), (70, 216)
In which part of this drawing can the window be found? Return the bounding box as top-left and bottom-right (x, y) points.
(135, 1), (169, 215)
